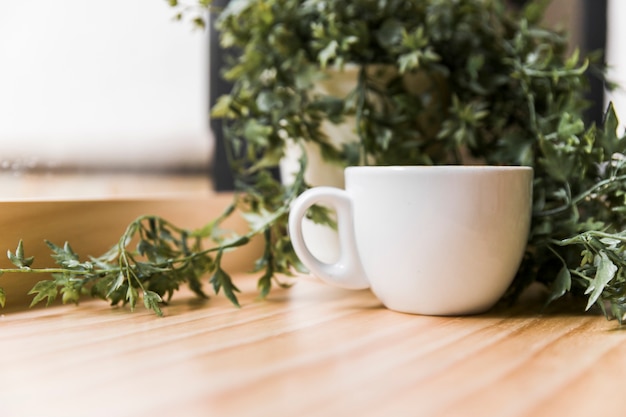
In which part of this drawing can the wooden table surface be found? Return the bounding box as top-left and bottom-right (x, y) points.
(0, 272), (624, 417)
(0, 171), (625, 417)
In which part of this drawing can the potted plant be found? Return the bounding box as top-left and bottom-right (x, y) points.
(165, 0), (626, 319)
(3, 0), (626, 323)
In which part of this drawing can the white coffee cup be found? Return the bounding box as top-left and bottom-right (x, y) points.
(288, 166), (533, 315)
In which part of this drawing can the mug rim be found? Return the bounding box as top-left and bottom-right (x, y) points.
(346, 165), (532, 173)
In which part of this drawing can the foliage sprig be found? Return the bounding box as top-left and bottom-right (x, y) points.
(0, 151), (308, 314)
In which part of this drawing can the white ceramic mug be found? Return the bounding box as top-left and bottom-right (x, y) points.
(288, 166), (533, 315)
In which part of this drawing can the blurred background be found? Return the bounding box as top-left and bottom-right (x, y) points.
(0, 0), (212, 197)
(0, 0), (212, 172)
(0, 0), (621, 196)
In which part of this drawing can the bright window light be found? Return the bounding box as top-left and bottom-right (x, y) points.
(0, 0), (212, 171)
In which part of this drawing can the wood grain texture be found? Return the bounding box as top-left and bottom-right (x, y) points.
(0, 273), (623, 417)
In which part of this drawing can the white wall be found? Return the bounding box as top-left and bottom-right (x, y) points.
(606, 0), (626, 128)
(0, 0), (212, 171)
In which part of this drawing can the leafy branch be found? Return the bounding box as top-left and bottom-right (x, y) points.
(0, 151), (309, 315)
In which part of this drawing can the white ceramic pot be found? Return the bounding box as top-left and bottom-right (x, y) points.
(281, 66), (361, 263)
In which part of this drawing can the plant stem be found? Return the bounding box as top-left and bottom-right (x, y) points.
(0, 268), (94, 275)
(553, 230), (626, 246)
(535, 174), (626, 218)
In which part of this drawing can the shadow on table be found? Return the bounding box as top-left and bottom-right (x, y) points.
(484, 283), (605, 320)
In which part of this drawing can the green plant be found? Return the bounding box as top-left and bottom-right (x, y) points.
(3, 0), (626, 323)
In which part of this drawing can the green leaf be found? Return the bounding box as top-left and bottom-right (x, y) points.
(210, 266), (241, 307)
(557, 112), (585, 140)
(538, 136), (574, 182)
(599, 102), (621, 156)
(545, 266), (571, 307)
(210, 252), (241, 307)
(318, 40), (338, 68)
(192, 17), (205, 30)
(523, 0), (551, 23)
(243, 119), (273, 145)
(254, 228), (274, 298)
(188, 274), (209, 300)
(466, 54), (485, 79)
(0, 287), (6, 308)
(16, 239), (25, 258)
(610, 303), (626, 324)
(305, 204), (337, 229)
(398, 51), (420, 73)
(7, 240), (35, 268)
(143, 290), (164, 317)
(127, 286), (139, 311)
(256, 90), (278, 113)
(28, 280), (59, 307)
(585, 252), (618, 310)
(257, 268), (273, 299)
(375, 18), (404, 49)
(135, 262), (170, 276)
(107, 272), (126, 297)
(309, 96), (345, 123)
(211, 95), (233, 119)
(241, 208), (282, 232)
(45, 240), (81, 268)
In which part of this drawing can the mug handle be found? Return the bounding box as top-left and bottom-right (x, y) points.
(288, 187), (370, 290)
